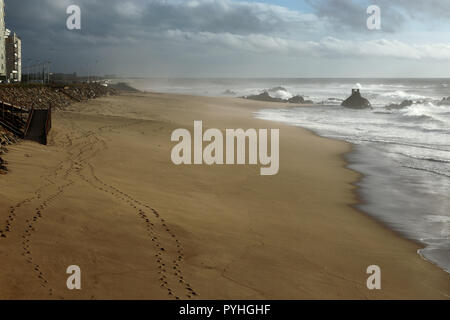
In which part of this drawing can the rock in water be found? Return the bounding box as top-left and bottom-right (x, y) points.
(341, 89), (371, 109)
(288, 95), (314, 104)
(287, 95), (305, 103)
(243, 91), (285, 103)
(244, 92), (314, 104)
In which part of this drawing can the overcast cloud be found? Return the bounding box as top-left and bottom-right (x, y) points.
(5, 0), (450, 77)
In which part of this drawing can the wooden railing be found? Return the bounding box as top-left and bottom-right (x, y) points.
(0, 101), (28, 137)
(0, 101), (52, 145)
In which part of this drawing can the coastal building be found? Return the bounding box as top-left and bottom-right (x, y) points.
(0, 0), (6, 81)
(5, 29), (21, 82)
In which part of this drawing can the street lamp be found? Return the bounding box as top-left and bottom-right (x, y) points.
(26, 58), (32, 82)
(35, 60), (40, 82)
(47, 61), (52, 84)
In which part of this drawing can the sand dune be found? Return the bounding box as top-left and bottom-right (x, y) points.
(0, 92), (448, 299)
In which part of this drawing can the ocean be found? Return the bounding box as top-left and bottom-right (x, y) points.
(125, 78), (450, 273)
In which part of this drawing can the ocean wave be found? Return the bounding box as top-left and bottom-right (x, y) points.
(380, 90), (429, 100)
(382, 121), (450, 134)
(389, 151), (450, 164)
(418, 248), (450, 274)
(402, 165), (450, 178)
(268, 89), (293, 100)
(337, 137), (450, 153)
(399, 114), (443, 124)
(425, 215), (450, 223)
(394, 102), (450, 125)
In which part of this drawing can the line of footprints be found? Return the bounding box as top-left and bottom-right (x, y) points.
(85, 163), (198, 299)
(71, 127), (198, 300)
(22, 181), (74, 297)
(0, 157), (69, 239)
(1, 122), (197, 299)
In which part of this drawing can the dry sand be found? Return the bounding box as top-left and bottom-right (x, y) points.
(0, 92), (448, 299)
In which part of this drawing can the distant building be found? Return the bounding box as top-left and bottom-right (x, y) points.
(0, 0), (6, 81)
(5, 29), (21, 82)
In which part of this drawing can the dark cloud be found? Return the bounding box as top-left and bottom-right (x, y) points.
(3, 0), (450, 77)
(4, 0), (319, 74)
(6, 0), (316, 44)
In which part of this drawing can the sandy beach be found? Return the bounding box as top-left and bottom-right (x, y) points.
(0, 92), (448, 300)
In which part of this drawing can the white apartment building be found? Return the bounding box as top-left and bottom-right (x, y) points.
(0, 0), (6, 80)
(5, 28), (21, 82)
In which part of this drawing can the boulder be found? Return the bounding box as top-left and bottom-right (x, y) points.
(341, 89), (371, 109)
(287, 95), (305, 103)
(288, 95), (314, 104)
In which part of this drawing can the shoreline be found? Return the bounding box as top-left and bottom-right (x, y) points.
(70, 88), (450, 276)
(253, 108), (412, 242)
(0, 92), (448, 299)
(345, 143), (450, 275)
(348, 149), (450, 275)
(253, 103), (450, 275)
(103, 90), (450, 274)
(343, 144), (445, 272)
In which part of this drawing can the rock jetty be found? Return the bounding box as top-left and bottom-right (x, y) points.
(341, 89), (371, 109)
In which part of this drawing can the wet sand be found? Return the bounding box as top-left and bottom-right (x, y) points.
(0, 92), (448, 299)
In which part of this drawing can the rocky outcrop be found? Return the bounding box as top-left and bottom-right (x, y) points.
(341, 89), (371, 109)
(243, 91), (314, 104)
(287, 95), (305, 103)
(288, 95), (314, 104)
(243, 91), (285, 103)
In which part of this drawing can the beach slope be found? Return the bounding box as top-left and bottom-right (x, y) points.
(0, 92), (448, 299)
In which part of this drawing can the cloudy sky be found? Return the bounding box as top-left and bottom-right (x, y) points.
(5, 0), (450, 77)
